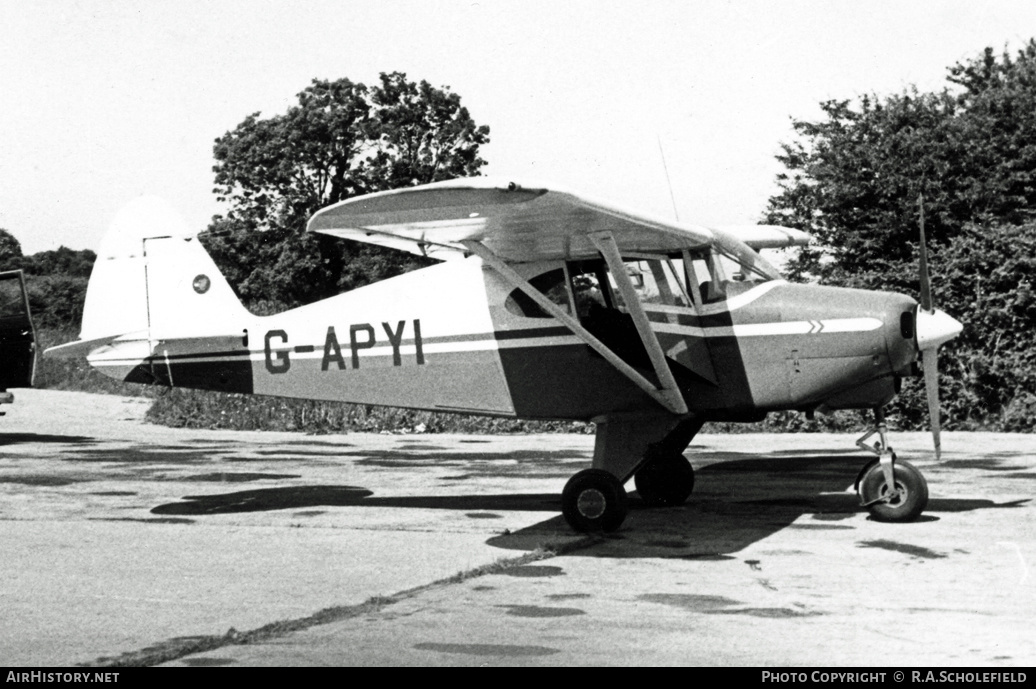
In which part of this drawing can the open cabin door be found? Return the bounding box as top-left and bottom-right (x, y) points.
(0, 270), (37, 391)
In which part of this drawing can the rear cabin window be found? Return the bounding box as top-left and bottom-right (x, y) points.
(504, 269), (573, 318)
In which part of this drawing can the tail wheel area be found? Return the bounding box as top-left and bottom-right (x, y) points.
(859, 459), (929, 522)
(561, 469), (628, 532)
(634, 454), (695, 507)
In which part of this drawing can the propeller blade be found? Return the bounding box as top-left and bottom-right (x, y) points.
(922, 351), (942, 460)
(916, 310), (960, 462)
(918, 194), (933, 312)
(915, 194), (959, 460)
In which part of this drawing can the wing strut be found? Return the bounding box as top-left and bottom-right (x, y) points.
(462, 240), (689, 416)
(589, 232), (688, 415)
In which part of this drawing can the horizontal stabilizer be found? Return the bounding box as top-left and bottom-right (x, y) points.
(44, 332), (143, 359)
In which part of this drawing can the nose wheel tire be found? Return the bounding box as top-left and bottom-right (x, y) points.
(859, 459), (929, 522)
(562, 469), (628, 532)
(634, 454), (695, 507)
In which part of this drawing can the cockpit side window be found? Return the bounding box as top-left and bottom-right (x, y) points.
(618, 258), (691, 309)
(569, 256), (694, 316)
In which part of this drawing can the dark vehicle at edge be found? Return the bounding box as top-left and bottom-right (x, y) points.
(0, 270), (36, 410)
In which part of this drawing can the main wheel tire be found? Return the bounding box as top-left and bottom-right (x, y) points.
(859, 459), (929, 522)
(634, 454), (695, 507)
(561, 469), (628, 532)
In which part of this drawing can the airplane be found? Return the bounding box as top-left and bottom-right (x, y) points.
(46, 177), (963, 532)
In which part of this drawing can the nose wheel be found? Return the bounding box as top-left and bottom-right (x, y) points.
(854, 410), (929, 522)
(858, 459), (929, 522)
(561, 469), (628, 532)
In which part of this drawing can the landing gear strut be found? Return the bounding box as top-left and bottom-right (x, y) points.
(560, 415), (703, 532)
(854, 409), (929, 522)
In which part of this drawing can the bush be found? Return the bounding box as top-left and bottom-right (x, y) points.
(144, 387), (593, 434)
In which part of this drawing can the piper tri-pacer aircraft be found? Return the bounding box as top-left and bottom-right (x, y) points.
(47, 178), (963, 532)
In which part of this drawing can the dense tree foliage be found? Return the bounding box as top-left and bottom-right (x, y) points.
(20, 246), (96, 278)
(881, 222), (1036, 431)
(203, 72), (490, 312)
(0, 229), (22, 269)
(24, 275), (90, 329)
(946, 225), (1036, 429)
(0, 232), (95, 330)
(766, 40), (1036, 282)
(765, 40), (1036, 430)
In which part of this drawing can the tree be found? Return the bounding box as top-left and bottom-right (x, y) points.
(20, 246), (96, 278)
(946, 43), (1036, 221)
(766, 40), (1036, 285)
(764, 40), (1036, 429)
(204, 73), (490, 311)
(0, 229), (22, 270)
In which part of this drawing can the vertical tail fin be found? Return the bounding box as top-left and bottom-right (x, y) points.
(79, 196), (249, 343)
(48, 196), (255, 391)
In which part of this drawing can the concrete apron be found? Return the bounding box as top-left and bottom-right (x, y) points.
(0, 389), (1032, 666)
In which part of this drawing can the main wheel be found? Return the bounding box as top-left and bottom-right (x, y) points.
(634, 454), (695, 507)
(859, 459), (929, 522)
(561, 469), (628, 532)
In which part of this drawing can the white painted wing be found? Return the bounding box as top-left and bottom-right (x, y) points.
(716, 225), (812, 249)
(307, 177), (714, 262)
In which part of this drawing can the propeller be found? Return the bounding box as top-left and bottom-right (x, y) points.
(914, 195), (963, 459)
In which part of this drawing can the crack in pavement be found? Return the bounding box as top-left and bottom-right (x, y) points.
(83, 535), (601, 667)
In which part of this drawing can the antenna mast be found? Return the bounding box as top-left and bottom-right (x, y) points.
(657, 135), (681, 222)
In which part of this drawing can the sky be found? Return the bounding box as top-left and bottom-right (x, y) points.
(1, 0), (1035, 254)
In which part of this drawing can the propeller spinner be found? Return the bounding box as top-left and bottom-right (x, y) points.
(914, 195), (963, 459)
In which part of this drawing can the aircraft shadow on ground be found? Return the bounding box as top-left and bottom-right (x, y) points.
(151, 487), (560, 515)
(149, 452), (1029, 558)
(0, 432), (97, 446)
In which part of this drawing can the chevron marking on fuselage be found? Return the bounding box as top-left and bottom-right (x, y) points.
(651, 317), (883, 339)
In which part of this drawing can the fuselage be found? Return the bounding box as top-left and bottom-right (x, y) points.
(89, 254), (919, 422)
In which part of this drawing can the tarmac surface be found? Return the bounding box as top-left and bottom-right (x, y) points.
(0, 388), (1033, 667)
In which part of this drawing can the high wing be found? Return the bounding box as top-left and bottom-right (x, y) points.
(307, 177), (715, 262)
(717, 224), (812, 249)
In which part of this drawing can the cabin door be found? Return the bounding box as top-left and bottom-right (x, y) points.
(0, 270), (36, 390)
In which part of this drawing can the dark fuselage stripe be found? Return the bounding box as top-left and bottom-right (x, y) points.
(493, 326), (572, 340)
(151, 349), (250, 362)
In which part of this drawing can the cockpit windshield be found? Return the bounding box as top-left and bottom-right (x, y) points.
(711, 231), (782, 282)
(688, 230), (782, 304)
